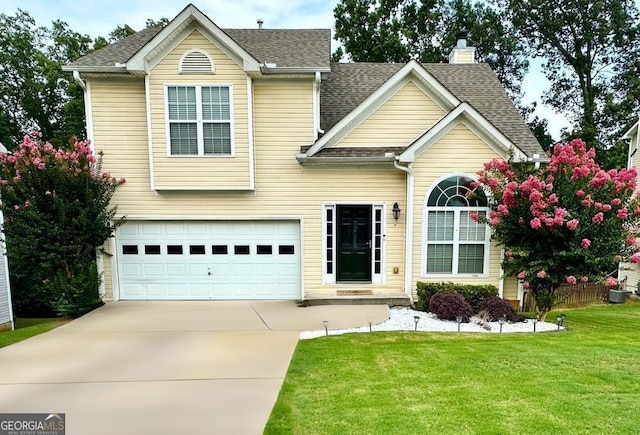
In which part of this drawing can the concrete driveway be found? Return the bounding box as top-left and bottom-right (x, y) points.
(0, 301), (389, 434)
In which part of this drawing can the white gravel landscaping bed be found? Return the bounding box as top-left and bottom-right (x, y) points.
(300, 307), (564, 339)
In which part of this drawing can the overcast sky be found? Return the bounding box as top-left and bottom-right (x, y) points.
(3, 0), (634, 140)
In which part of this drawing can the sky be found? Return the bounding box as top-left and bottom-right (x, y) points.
(1, 0), (629, 140)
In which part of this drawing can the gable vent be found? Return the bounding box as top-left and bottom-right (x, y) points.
(179, 50), (215, 74)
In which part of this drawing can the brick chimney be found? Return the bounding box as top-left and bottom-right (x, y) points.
(448, 31), (476, 64)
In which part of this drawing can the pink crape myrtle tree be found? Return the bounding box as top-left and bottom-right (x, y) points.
(472, 139), (640, 320)
(0, 133), (125, 317)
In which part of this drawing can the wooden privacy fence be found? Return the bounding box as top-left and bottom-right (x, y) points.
(523, 283), (609, 311)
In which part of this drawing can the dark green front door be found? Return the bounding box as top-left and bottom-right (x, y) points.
(337, 205), (372, 281)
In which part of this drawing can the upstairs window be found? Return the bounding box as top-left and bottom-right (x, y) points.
(423, 175), (489, 276)
(166, 85), (233, 156)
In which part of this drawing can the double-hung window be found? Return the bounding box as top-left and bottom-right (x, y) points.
(166, 85), (233, 156)
(424, 175), (489, 276)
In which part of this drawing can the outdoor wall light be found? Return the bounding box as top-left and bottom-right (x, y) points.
(413, 315), (420, 331)
(498, 317), (506, 333)
(323, 320), (329, 336)
(532, 316), (539, 332)
(456, 315), (463, 332)
(392, 202), (401, 222)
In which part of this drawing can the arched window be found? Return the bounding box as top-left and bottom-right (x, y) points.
(179, 50), (215, 74)
(423, 175), (489, 276)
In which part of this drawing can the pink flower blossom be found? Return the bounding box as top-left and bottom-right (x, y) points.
(602, 204), (612, 212)
(505, 250), (513, 257)
(617, 208), (628, 220)
(605, 277), (617, 287)
(630, 253), (640, 264)
(614, 255), (622, 262)
(517, 271), (527, 280)
(120, 177), (126, 183)
(575, 190), (585, 198)
(45, 190), (51, 196)
(530, 218), (542, 230)
(635, 208), (640, 217)
(581, 276), (589, 283)
(566, 276), (577, 285)
(592, 212), (604, 224)
(566, 219), (579, 230)
(611, 198), (622, 206)
(522, 281), (530, 289)
(469, 211), (479, 222)
(497, 204), (509, 215)
(548, 193), (558, 204)
(537, 270), (546, 279)
(581, 238), (591, 249)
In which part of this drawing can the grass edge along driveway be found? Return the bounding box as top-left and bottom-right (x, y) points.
(266, 302), (640, 434)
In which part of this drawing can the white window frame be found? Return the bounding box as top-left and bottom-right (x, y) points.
(421, 174), (490, 278)
(322, 203), (385, 285)
(164, 84), (235, 157)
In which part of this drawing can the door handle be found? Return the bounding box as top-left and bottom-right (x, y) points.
(207, 267), (212, 276)
(366, 240), (372, 249)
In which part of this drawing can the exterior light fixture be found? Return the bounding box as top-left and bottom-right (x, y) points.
(498, 317), (506, 333)
(323, 320), (329, 336)
(456, 315), (463, 332)
(559, 313), (566, 326)
(413, 315), (420, 331)
(532, 316), (539, 332)
(392, 202), (401, 222)
(556, 315), (562, 330)
(367, 317), (373, 332)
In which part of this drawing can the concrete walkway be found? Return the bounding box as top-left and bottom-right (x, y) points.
(0, 301), (389, 434)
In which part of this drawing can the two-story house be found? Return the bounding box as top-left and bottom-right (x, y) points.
(63, 4), (544, 305)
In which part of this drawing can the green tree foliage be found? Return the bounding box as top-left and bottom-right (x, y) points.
(503, 0), (640, 167)
(0, 134), (125, 316)
(333, 0), (529, 102)
(474, 139), (640, 319)
(0, 10), (168, 150)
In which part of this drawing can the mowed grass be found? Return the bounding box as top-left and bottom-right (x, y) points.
(0, 318), (67, 348)
(266, 302), (640, 434)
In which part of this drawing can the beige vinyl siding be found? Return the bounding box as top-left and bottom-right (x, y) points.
(149, 30), (250, 189)
(411, 121), (505, 299)
(335, 81), (446, 148)
(502, 276), (520, 301)
(92, 75), (406, 298)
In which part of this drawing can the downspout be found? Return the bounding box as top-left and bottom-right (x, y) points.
(394, 160), (414, 301)
(73, 70), (86, 91)
(315, 72), (324, 137)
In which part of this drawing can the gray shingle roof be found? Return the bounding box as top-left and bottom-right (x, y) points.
(66, 27), (330, 70)
(300, 145), (406, 157)
(321, 63), (543, 157)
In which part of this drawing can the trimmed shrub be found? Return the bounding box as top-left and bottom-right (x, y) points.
(479, 297), (523, 322)
(428, 292), (472, 322)
(416, 282), (498, 312)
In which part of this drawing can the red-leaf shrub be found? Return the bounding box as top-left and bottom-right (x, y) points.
(478, 297), (523, 322)
(428, 292), (472, 322)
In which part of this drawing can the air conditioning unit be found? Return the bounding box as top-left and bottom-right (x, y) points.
(609, 290), (628, 303)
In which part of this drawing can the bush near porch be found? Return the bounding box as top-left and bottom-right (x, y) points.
(415, 281), (498, 312)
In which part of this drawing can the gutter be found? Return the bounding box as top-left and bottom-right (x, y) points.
(259, 65), (331, 74)
(72, 71), (86, 91)
(394, 159), (414, 302)
(296, 153), (397, 164)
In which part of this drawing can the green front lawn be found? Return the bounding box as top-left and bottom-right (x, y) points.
(266, 302), (640, 434)
(0, 318), (67, 348)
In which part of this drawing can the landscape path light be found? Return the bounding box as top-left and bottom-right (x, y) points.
(367, 317), (373, 332)
(532, 315), (539, 332)
(456, 315), (463, 332)
(323, 320), (329, 336)
(556, 315), (563, 330)
(413, 315), (420, 331)
(498, 317), (506, 333)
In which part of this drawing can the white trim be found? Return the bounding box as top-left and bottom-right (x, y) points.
(0, 209), (14, 330)
(179, 49), (215, 74)
(145, 75), (156, 190)
(421, 173), (491, 278)
(322, 204), (336, 284)
(305, 60), (460, 156)
(164, 83), (235, 157)
(126, 4), (260, 73)
(622, 116), (639, 140)
(114, 215), (305, 222)
(394, 161), (414, 299)
(153, 186), (255, 191)
(498, 249), (505, 298)
(83, 79), (95, 153)
(399, 102), (527, 163)
(372, 204), (386, 285)
(247, 76), (255, 190)
(109, 233), (120, 301)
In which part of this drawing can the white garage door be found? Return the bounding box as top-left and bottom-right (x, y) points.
(116, 221), (301, 300)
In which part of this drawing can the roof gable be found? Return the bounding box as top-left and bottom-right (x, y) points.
(622, 116), (639, 140)
(398, 102), (527, 163)
(305, 60), (459, 156)
(319, 62), (544, 158)
(64, 5), (331, 74)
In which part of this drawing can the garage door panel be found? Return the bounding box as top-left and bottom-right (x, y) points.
(117, 221), (300, 300)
